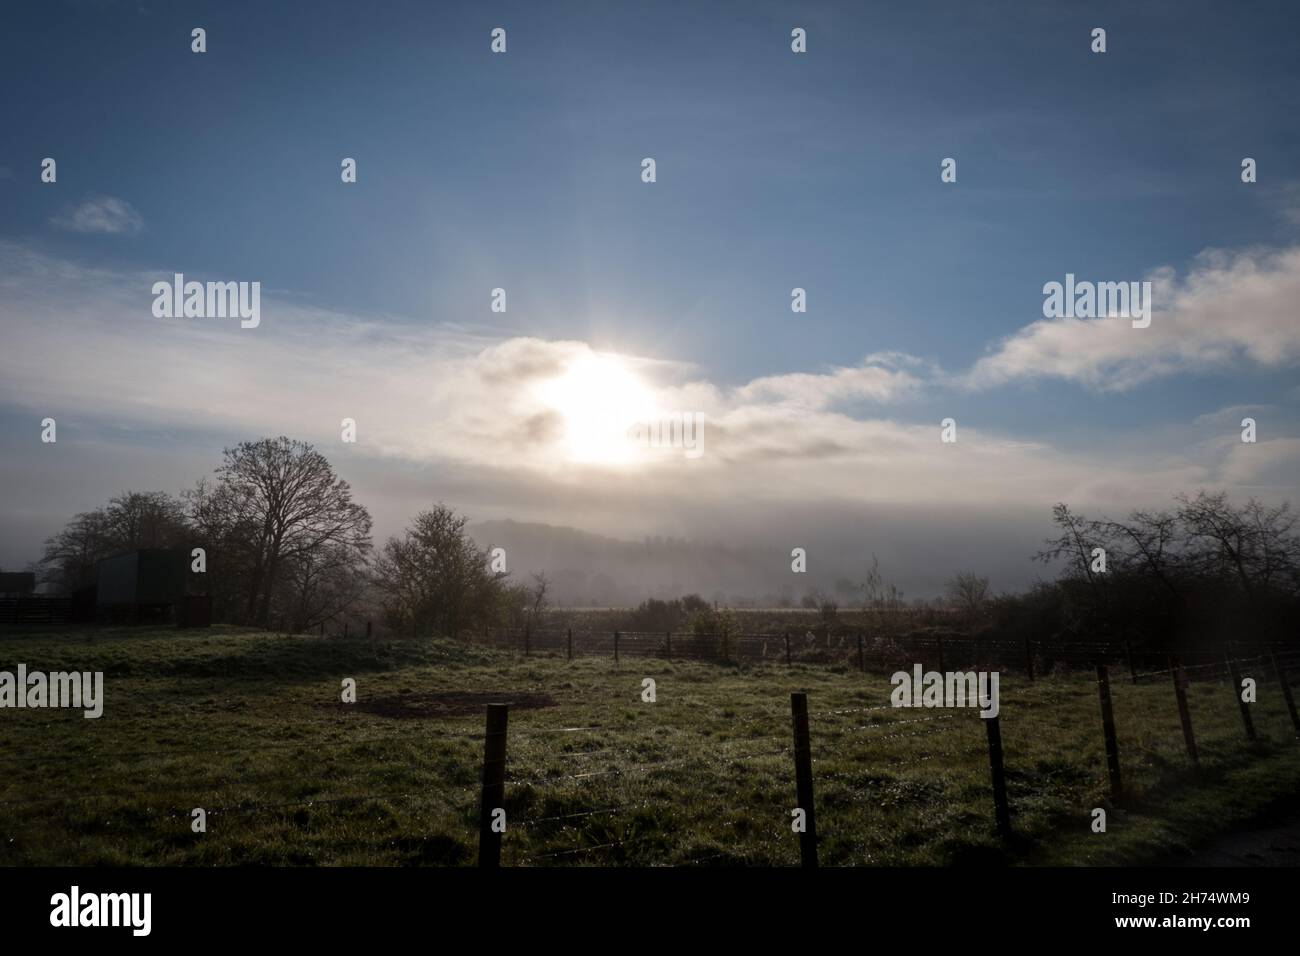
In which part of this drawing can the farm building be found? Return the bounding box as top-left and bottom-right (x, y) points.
(96, 549), (189, 623)
(0, 571), (64, 624)
(0, 572), (36, 597)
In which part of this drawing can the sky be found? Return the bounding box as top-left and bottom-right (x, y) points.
(2, 0), (1299, 597)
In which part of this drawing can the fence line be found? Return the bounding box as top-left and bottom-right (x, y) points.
(484, 649), (1300, 865)
(4, 640), (1298, 866)
(469, 625), (1300, 678)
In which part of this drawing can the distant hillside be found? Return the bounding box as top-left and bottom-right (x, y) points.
(469, 519), (800, 607)
(468, 509), (1044, 607)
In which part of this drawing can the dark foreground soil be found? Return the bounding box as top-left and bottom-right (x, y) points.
(1164, 804), (1300, 866)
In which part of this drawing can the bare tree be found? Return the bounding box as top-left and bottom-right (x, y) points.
(1037, 503), (1109, 594)
(1033, 492), (1300, 647)
(1176, 491), (1300, 597)
(101, 491), (189, 551)
(801, 586), (838, 624)
(188, 437), (371, 627)
(1098, 507), (1184, 600)
(41, 510), (110, 593)
(945, 572), (990, 626)
(275, 542), (371, 632)
(526, 572), (550, 626)
(857, 555), (904, 636)
(41, 491), (190, 593)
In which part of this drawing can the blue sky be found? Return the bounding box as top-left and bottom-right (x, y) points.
(2, 0), (1299, 594)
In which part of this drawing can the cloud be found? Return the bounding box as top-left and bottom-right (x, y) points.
(1279, 182), (1300, 227)
(965, 246), (1300, 391)
(1192, 404), (1274, 427)
(50, 196), (143, 235)
(734, 353), (925, 409)
(2, 241), (1298, 588)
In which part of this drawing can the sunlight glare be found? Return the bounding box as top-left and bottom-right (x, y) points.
(537, 352), (657, 465)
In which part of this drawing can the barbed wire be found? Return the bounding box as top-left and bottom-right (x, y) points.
(839, 713), (964, 734)
(2, 782), (480, 819)
(0, 771), (460, 808)
(816, 724), (964, 752)
(517, 835), (657, 863)
(505, 740), (794, 788)
(812, 702), (896, 717)
(5, 638), (1296, 865)
(515, 805), (630, 828)
(0, 727), (491, 766)
(475, 627), (1300, 675)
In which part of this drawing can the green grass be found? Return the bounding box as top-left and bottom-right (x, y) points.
(2, 626), (1297, 866)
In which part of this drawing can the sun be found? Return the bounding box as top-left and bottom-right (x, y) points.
(536, 352), (657, 465)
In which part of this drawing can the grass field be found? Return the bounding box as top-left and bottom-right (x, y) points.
(2, 626), (1298, 866)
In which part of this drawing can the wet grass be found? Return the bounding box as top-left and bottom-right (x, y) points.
(1, 626), (1297, 866)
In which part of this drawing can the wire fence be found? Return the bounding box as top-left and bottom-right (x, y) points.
(472, 624), (1292, 681)
(2, 645), (1298, 866)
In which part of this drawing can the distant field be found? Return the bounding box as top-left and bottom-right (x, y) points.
(2, 625), (1298, 866)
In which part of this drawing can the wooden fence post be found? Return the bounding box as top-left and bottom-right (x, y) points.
(567, 627), (573, 661)
(478, 703), (508, 868)
(984, 713), (1012, 838)
(1024, 637), (1035, 682)
(343, 621), (349, 639)
(665, 630), (672, 659)
(1271, 650), (1300, 738)
(722, 631), (729, 662)
(319, 622), (324, 637)
(1226, 656), (1256, 742)
(1125, 638), (1138, 685)
(366, 620), (372, 640)
(1170, 655), (1197, 763)
(524, 622), (531, 657)
(857, 632), (865, 673)
(790, 692), (818, 868)
(614, 630), (620, 663)
(1096, 664), (1122, 802)
(785, 632), (791, 667)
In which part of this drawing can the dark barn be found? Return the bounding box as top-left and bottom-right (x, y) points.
(96, 549), (189, 624)
(0, 571), (36, 596)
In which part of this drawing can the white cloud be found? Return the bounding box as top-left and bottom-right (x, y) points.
(734, 353), (924, 409)
(1, 242), (1297, 575)
(965, 246), (1300, 391)
(1192, 404), (1274, 427)
(50, 195), (143, 235)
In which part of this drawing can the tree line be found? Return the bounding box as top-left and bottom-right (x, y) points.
(38, 436), (545, 636)
(34, 435), (1300, 648)
(1010, 492), (1300, 649)
(619, 496), (1300, 653)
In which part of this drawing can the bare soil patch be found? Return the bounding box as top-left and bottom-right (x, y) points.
(328, 690), (558, 720)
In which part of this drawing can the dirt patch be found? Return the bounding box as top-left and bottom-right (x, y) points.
(328, 690), (558, 720)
